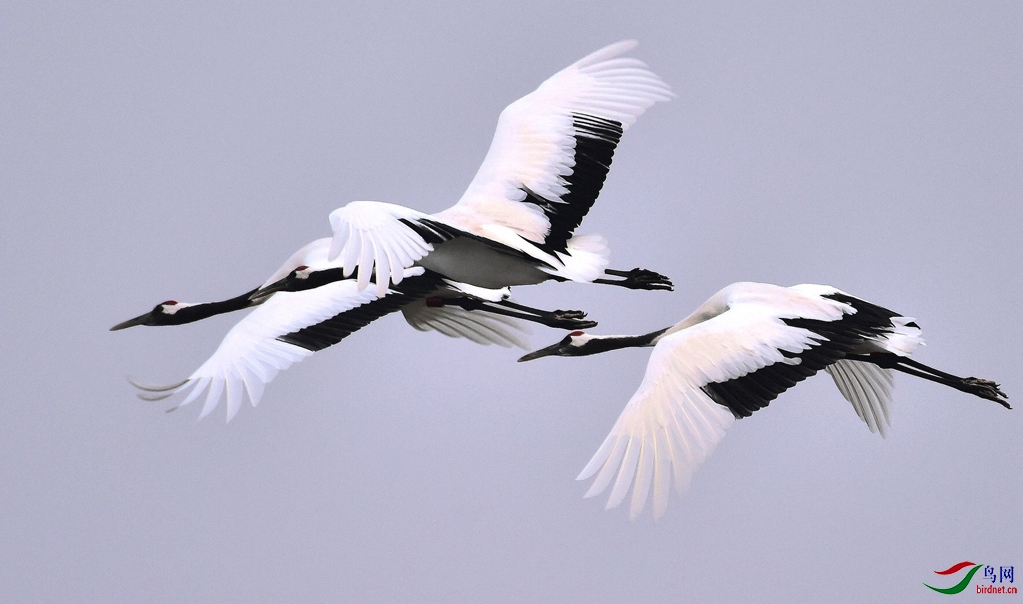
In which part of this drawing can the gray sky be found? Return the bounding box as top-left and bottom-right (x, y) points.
(2, 2), (1020, 602)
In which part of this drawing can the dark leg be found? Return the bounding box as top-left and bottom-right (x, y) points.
(593, 267), (673, 291)
(847, 353), (1010, 409)
(491, 298), (588, 321)
(427, 296), (598, 330)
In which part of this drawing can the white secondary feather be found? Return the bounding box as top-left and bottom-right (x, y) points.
(326, 41), (672, 293)
(326, 201), (437, 296)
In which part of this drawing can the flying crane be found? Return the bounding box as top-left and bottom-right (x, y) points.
(519, 282), (1010, 519)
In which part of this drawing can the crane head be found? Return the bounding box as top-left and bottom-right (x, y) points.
(110, 301), (191, 330)
(517, 331), (593, 361)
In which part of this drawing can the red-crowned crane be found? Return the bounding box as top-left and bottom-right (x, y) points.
(113, 40), (676, 418)
(309, 40), (675, 297)
(114, 237), (603, 421)
(518, 282), (1010, 519)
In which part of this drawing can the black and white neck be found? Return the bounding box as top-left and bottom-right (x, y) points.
(518, 328), (669, 362)
(251, 265), (355, 299)
(110, 288), (259, 330)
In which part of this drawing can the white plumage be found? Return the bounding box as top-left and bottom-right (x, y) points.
(136, 269), (528, 422)
(116, 41), (676, 420)
(519, 282), (1008, 519)
(436, 40), (671, 241)
(126, 238), (530, 421)
(322, 41), (674, 295)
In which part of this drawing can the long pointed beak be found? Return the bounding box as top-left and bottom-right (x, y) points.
(517, 342), (565, 362)
(110, 312), (152, 331)
(249, 277), (288, 301)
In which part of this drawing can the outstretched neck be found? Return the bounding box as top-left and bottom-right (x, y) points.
(172, 288), (260, 324)
(517, 327), (671, 363)
(575, 327), (669, 355)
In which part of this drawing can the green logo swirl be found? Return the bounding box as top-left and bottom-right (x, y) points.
(924, 564), (984, 594)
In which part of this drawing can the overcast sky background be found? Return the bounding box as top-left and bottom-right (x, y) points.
(2, 2), (1020, 602)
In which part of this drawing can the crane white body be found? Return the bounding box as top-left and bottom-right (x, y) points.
(117, 41), (675, 419)
(131, 238), (529, 421)
(322, 41), (673, 296)
(519, 282), (1008, 519)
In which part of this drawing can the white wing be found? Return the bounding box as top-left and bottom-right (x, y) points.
(578, 302), (836, 519)
(326, 201), (439, 296)
(138, 280), (384, 422)
(323, 43), (670, 293)
(132, 271), (532, 420)
(434, 40), (673, 249)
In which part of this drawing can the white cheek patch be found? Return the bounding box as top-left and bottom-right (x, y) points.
(163, 303), (193, 315)
(571, 333), (598, 345)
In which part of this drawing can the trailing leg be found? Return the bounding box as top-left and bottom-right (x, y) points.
(848, 352), (1009, 409)
(593, 267), (673, 291)
(426, 296), (598, 330)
